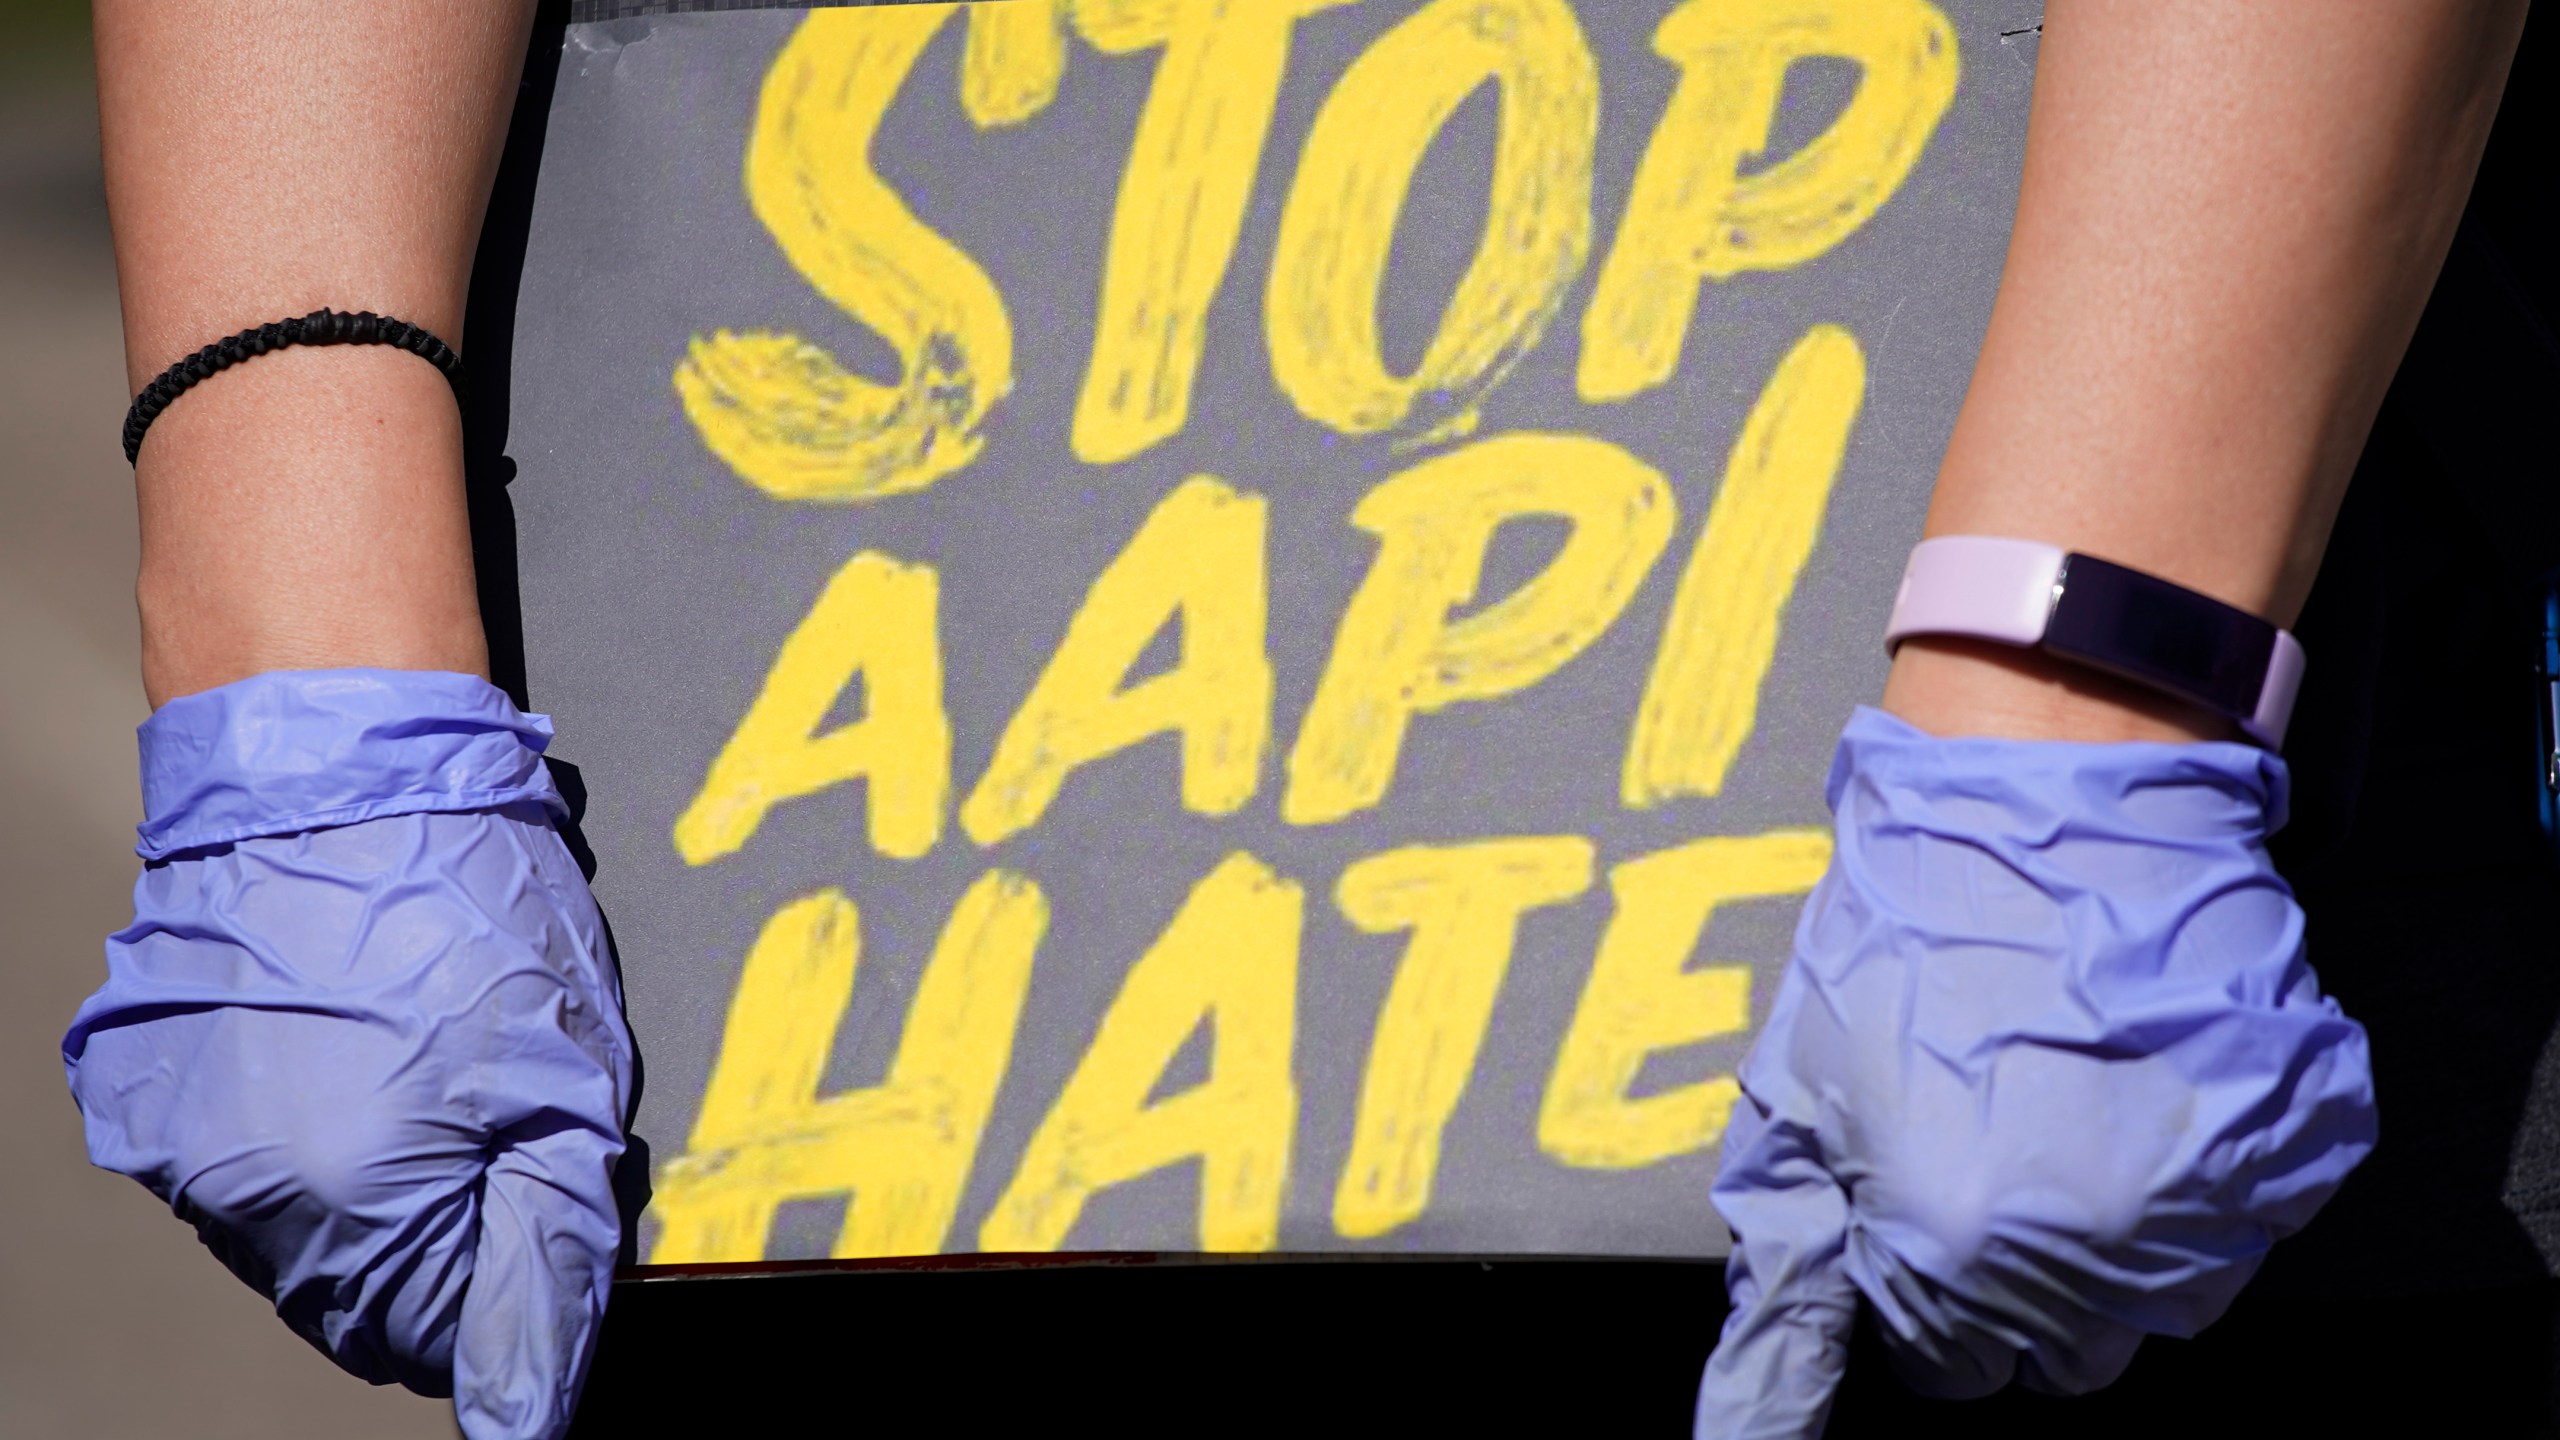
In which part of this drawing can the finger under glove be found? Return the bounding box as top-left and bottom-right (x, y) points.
(458, 1125), (628, 1439)
(1693, 1097), (1856, 1440)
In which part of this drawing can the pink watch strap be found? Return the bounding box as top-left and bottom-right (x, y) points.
(1885, 536), (2067, 651)
(1884, 535), (2304, 749)
(2250, 630), (2307, 750)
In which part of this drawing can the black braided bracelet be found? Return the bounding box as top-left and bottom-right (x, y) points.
(122, 308), (464, 464)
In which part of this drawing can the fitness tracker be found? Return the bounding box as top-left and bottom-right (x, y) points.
(1884, 535), (2306, 749)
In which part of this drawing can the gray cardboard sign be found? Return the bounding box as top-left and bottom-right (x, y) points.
(506, 0), (2039, 1262)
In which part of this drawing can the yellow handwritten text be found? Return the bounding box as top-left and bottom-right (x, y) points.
(677, 6), (1015, 503)
(1333, 836), (1593, 1238)
(1580, 0), (1957, 401)
(1623, 323), (1867, 806)
(653, 0), (1975, 1258)
(1074, 0), (1357, 464)
(651, 871), (1048, 1261)
(675, 552), (950, 865)
(963, 475), (1274, 846)
(1285, 431), (1675, 826)
(960, 0), (1066, 128)
(1266, 0), (1598, 442)
(1540, 828), (1830, 1168)
(982, 852), (1303, 1252)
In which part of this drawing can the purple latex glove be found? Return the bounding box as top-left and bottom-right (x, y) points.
(1695, 707), (2376, 1437)
(63, 670), (635, 1440)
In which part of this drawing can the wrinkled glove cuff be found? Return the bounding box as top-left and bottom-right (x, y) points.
(134, 669), (566, 861)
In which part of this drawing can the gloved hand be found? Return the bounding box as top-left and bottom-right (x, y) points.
(1695, 707), (2376, 1437)
(62, 669), (635, 1440)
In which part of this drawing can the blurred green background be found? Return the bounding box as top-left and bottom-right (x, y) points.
(3, 0), (93, 77)
(0, 4), (454, 1435)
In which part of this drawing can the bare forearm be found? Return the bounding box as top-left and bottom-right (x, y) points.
(97, 0), (534, 706)
(1886, 0), (2526, 743)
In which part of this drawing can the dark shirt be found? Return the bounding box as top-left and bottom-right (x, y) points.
(2259, 5), (2560, 1295)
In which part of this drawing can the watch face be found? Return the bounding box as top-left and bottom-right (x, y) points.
(2042, 553), (2279, 720)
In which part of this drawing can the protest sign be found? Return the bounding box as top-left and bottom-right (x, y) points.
(504, 0), (2039, 1263)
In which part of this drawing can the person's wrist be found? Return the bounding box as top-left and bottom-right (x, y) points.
(132, 344), (488, 707)
(1880, 634), (2243, 745)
